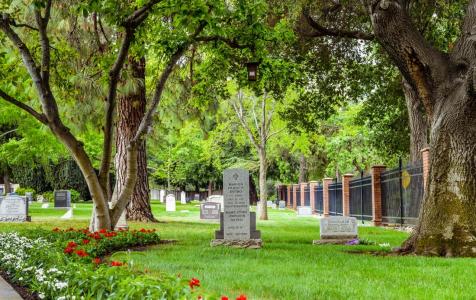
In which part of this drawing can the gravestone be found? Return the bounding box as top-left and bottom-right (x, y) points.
(180, 191), (186, 204)
(165, 194), (176, 212)
(266, 201), (273, 208)
(200, 202), (220, 220)
(54, 190), (71, 209)
(159, 190), (165, 203)
(0, 195), (30, 222)
(195, 193), (200, 201)
(313, 216), (358, 245)
(207, 195), (224, 212)
(211, 169), (261, 248)
(150, 189), (160, 200)
(37, 195), (45, 203)
(297, 206), (313, 216)
(41, 203), (49, 208)
(278, 200), (286, 210)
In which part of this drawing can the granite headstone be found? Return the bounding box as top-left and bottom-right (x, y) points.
(200, 202), (220, 220)
(54, 190), (71, 208)
(0, 195), (30, 222)
(313, 216), (358, 245)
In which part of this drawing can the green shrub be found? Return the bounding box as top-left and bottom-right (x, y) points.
(70, 189), (82, 203)
(14, 187), (36, 197)
(42, 191), (54, 202)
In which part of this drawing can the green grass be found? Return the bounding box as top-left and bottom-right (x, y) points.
(2, 202), (476, 299)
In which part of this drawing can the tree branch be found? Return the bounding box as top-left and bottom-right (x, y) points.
(451, 1), (476, 62)
(0, 89), (47, 124)
(303, 9), (374, 41)
(231, 91), (260, 150)
(368, 0), (449, 119)
(195, 35), (250, 49)
(98, 0), (164, 190)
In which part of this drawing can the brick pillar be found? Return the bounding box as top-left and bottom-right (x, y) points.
(371, 165), (386, 226)
(421, 148), (430, 192)
(309, 181), (319, 213)
(300, 182), (307, 206)
(342, 174), (353, 217)
(322, 178), (333, 217)
(287, 185), (291, 208)
(293, 184), (298, 210)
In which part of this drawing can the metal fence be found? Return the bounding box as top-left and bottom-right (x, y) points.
(381, 161), (424, 225)
(328, 181), (343, 216)
(296, 186), (301, 206)
(304, 184), (310, 206)
(349, 174), (373, 221)
(314, 184), (323, 214)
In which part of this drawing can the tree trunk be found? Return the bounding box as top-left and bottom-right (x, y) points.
(114, 56), (156, 222)
(298, 153), (307, 183)
(3, 173), (10, 195)
(369, 0), (476, 256)
(258, 148), (268, 220)
(403, 94), (476, 257)
(402, 79), (428, 163)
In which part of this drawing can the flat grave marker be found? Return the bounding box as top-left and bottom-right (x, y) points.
(313, 216), (358, 245)
(297, 206), (313, 216)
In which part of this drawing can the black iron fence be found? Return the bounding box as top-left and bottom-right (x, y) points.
(314, 184), (323, 214)
(304, 184), (310, 206)
(349, 174), (373, 221)
(381, 161), (424, 225)
(329, 181), (343, 216)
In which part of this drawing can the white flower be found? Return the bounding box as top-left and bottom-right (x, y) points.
(379, 242), (391, 248)
(39, 293), (45, 299)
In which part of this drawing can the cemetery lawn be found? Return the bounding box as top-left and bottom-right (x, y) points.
(2, 202), (476, 300)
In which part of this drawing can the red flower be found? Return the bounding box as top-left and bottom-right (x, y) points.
(92, 258), (101, 265)
(236, 295), (247, 300)
(110, 261), (124, 267)
(63, 247), (74, 254)
(89, 233), (102, 240)
(140, 228), (147, 233)
(197, 296), (203, 300)
(189, 278), (200, 289)
(66, 227), (75, 232)
(52, 227), (61, 232)
(221, 297), (229, 300)
(82, 229), (90, 234)
(82, 239), (90, 245)
(99, 229), (107, 234)
(75, 249), (88, 257)
(66, 241), (77, 248)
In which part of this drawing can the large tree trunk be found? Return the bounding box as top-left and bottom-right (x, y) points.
(115, 56), (156, 222)
(402, 79), (428, 163)
(369, 0), (476, 256)
(258, 148), (268, 220)
(404, 93), (476, 256)
(3, 173), (10, 195)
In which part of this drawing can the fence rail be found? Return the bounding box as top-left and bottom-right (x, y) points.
(276, 155), (428, 226)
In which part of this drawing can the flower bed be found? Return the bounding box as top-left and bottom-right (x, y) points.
(0, 228), (248, 299)
(0, 229), (195, 299)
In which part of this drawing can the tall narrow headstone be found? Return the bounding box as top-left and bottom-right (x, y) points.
(159, 190), (165, 203)
(150, 189), (160, 200)
(211, 169), (261, 248)
(180, 191), (186, 204)
(223, 169), (250, 240)
(165, 194), (176, 212)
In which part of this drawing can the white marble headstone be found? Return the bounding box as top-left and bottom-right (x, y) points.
(223, 169), (250, 240)
(165, 194), (176, 212)
(320, 216), (358, 239)
(159, 190), (165, 203)
(0, 195), (28, 222)
(180, 191), (186, 204)
(150, 189), (160, 200)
